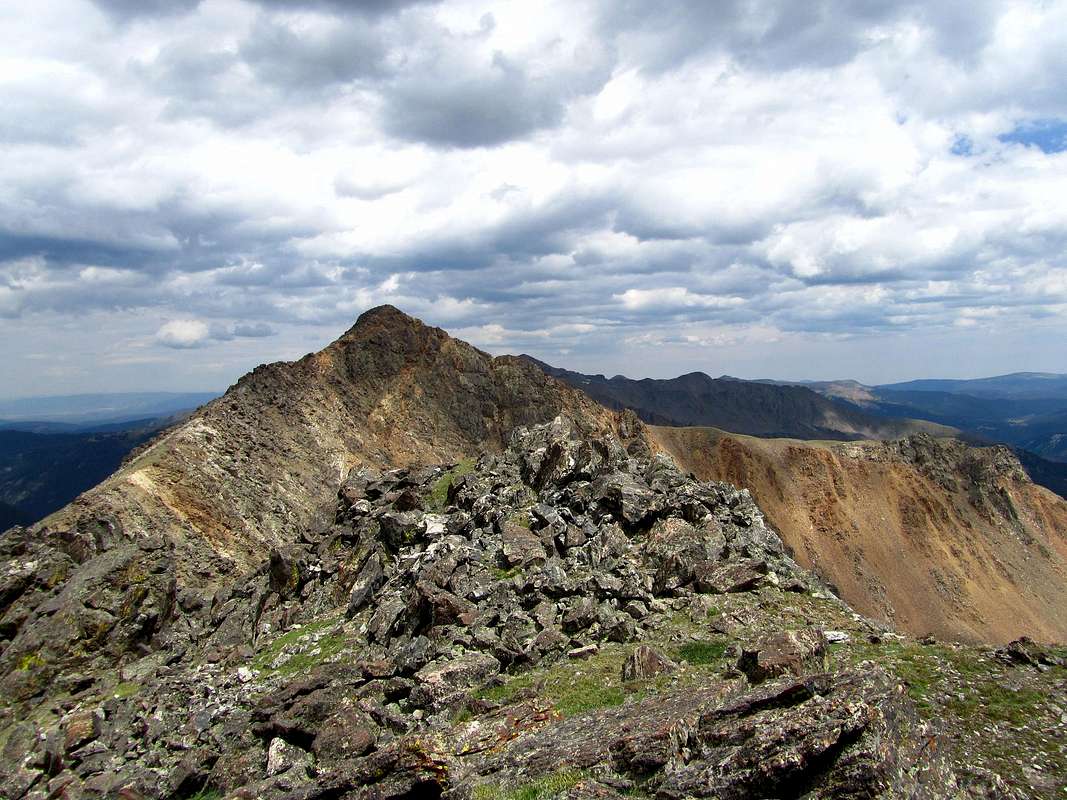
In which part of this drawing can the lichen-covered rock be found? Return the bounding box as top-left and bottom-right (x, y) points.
(621, 645), (677, 682)
(737, 629), (830, 683)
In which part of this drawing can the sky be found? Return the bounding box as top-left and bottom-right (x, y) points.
(2, 0), (1067, 397)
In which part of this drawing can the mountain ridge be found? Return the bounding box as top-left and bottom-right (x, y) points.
(32, 306), (630, 582)
(521, 355), (957, 442)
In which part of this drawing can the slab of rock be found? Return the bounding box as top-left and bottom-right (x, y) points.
(346, 551), (385, 616)
(409, 652), (501, 712)
(501, 522), (548, 567)
(568, 644), (599, 660)
(621, 646), (678, 682)
(693, 559), (768, 594)
(736, 629), (829, 684)
(266, 737), (310, 777)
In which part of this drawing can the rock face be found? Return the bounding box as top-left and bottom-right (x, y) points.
(0, 417), (981, 800)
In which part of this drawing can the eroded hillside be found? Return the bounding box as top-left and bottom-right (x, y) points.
(650, 426), (1067, 643)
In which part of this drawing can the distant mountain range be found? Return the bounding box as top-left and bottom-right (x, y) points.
(521, 357), (956, 442)
(0, 391), (219, 428)
(763, 373), (1067, 463)
(524, 360), (1067, 499)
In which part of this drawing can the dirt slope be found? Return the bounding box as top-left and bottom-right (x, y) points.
(35, 306), (624, 580)
(650, 426), (1067, 644)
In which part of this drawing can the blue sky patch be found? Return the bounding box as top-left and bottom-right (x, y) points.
(951, 134), (974, 156)
(998, 118), (1067, 154)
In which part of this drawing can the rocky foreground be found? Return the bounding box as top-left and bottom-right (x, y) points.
(1, 418), (1065, 798)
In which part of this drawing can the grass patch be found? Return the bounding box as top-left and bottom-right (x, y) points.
(837, 640), (946, 714)
(676, 639), (728, 665)
(251, 618), (347, 676)
(112, 681), (141, 698)
(185, 789), (222, 800)
(478, 649), (626, 718)
(491, 565), (522, 581)
(946, 682), (1046, 725)
(427, 457), (476, 511)
(473, 769), (585, 800)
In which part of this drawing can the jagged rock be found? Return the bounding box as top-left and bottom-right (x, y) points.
(658, 669), (936, 799)
(693, 559), (768, 594)
(593, 472), (660, 527)
(737, 630), (829, 683)
(266, 737), (310, 777)
(562, 596), (597, 633)
(500, 522), (548, 567)
(621, 645), (677, 681)
(347, 552), (385, 616)
(996, 636), (1065, 671)
(644, 517), (725, 594)
(269, 545), (312, 599)
(409, 653), (501, 712)
(311, 709), (378, 761)
(62, 710), (100, 754)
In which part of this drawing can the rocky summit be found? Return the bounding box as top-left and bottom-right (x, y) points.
(3, 416), (1064, 799)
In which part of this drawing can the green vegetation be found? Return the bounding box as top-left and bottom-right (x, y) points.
(947, 682), (1046, 725)
(833, 636), (1067, 787)
(427, 457), (476, 511)
(251, 617), (348, 676)
(473, 769), (585, 800)
(16, 653), (45, 671)
(479, 649), (627, 717)
(676, 639), (728, 665)
(112, 681), (142, 698)
(491, 565), (522, 581)
(185, 789), (222, 800)
(507, 511), (532, 529)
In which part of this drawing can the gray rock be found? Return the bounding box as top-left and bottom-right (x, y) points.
(621, 646), (678, 682)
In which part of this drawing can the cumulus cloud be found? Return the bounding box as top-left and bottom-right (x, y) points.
(3, 0), (1067, 393)
(156, 319), (210, 348)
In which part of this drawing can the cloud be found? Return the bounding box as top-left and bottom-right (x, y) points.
(4, 0), (1067, 393)
(156, 318), (276, 348)
(156, 319), (210, 348)
(91, 0), (201, 20)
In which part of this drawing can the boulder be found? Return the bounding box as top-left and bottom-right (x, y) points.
(346, 552), (385, 616)
(621, 646), (678, 682)
(501, 522), (548, 568)
(693, 560), (768, 594)
(409, 653), (501, 712)
(266, 737), (310, 777)
(736, 630), (829, 684)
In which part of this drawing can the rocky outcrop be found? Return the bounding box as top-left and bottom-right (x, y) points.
(32, 306), (623, 581)
(0, 418), (984, 800)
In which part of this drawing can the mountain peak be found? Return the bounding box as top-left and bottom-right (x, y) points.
(339, 304), (430, 341)
(34, 311), (626, 581)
